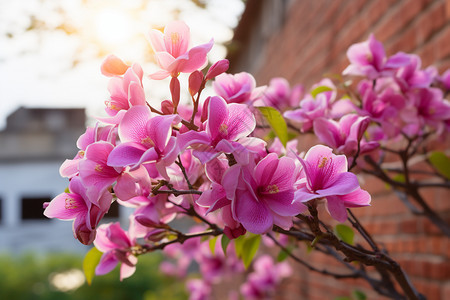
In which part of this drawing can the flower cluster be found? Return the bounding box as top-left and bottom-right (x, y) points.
(284, 34), (450, 150)
(44, 21), (450, 299)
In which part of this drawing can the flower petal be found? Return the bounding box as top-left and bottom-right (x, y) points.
(325, 196), (348, 222)
(234, 190), (273, 234)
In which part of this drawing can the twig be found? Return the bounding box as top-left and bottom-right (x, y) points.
(267, 233), (359, 279)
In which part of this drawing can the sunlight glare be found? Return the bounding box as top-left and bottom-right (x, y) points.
(95, 9), (134, 45)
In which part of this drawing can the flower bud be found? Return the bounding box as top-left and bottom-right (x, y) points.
(101, 54), (129, 77)
(135, 215), (160, 228)
(201, 96), (211, 122)
(170, 77), (180, 109)
(205, 59), (229, 80)
(161, 100), (174, 114)
(145, 229), (167, 242)
(189, 70), (204, 96)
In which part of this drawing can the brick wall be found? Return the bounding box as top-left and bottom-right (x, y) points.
(228, 0), (450, 299)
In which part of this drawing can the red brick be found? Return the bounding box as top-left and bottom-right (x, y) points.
(427, 236), (448, 257)
(424, 260), (450, 280)
(423, 218), (445, 235)
(414, 280), (442, 300)
(374, 0), (434, 43)
(399, 218), (422, 234)
(442, 282), (450, 300)
(232, 0), (450, 298)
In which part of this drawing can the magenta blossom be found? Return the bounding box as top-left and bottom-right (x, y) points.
(60, 124), (117, 179)
(148, 20), (213, 79)
(313, 114), (379, 157)
(283, 79), (336, 132)
(107, 105), (180, 178)
(395, 54), (433, 91)
(94, 219), (142, 281)
(294, 145), (370, 222)
(178, 96), (262, 164)
(240, 255), (291, 300)
(213, 72), (262, 104)
(204, 153), (306, 234)
(78, 141), (122, 194)
(197, 157), (242, 236)
(343, 34), (410, 79)
(105, 63), (146, 116)
(438, 69), (450, 90)
(44, 176), (112, 245)
(253, 77), (303, 110)
(402, 87), (450, 135)
(186, 279), (212, 300)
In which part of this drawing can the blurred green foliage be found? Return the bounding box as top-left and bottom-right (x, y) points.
(0, 251), (187, 300)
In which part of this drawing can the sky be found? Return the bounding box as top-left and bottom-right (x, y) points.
(0, 0), (245, 129)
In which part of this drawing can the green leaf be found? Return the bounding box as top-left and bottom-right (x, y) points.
(386, 173), (406, 189)
(429, 151), (450, 179)
(234, 235), (246, 258)
(241, 234), (261, 269)
(334, 297), (351, 300)
(64, 187), (70, 193)
(221, 235), (230, 255)
(334, 224), (354, 245)
(257, 106), (288, 147)
(276, 245), (293, 262)
(392, 174), (405, 183)
(209, 236), (217, 255)
(83, 247), (103, 285)
(352, 290), (367, 300)
(310, 85), (333, 98)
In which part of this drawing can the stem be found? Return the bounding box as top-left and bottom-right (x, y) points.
(189, 79), (206, 125)
(135, 228), (222, 255)
(175, 156), (194, 190)
(267, 233), (359, 279)
(292, 203), (423, 299)
(348, 138), (362, 171)
(146, 102), (198, 131)
(347, 209), (379, 252)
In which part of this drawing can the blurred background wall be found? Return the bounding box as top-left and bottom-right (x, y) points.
(227, 0), (450, 299)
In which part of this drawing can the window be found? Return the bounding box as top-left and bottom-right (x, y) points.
(21, 196), (52, 220)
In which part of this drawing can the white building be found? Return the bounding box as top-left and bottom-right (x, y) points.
(0, 107), (120, 254)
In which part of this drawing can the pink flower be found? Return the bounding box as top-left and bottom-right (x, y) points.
(202, 153), (306, 234)
(107, 105), (180, 179)
(44, 177), (112, 245)
(403, 87), (450, 135)
(283, 79), (336, 132)
(213, 72), (261, 104)
(105, 63), (146, 116)
(395, 54), (433, 91)
(94, 220), (141, 281)
(59, 124), (117, 179)
(78, 141), (122, 193)
(197, 157), (241, 234)
(186, 279), (212, 300)
(438, 69), (450, 90)
(240, 255), (291, 300)
(148, 21), (213, 79)
(313, 114), (379, 157)
(254, 77), (303, 110)
(343, 34), (410, 79)
(294, 145), (370, 222)
(178, 96), (261, 164)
